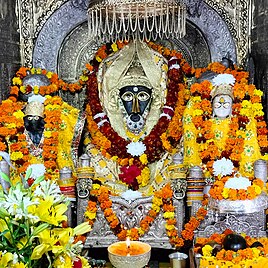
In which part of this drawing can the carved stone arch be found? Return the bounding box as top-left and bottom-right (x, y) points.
(32, 0), (237, 76)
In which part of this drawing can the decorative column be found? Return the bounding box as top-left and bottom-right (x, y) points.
(59, 167), (77, 227)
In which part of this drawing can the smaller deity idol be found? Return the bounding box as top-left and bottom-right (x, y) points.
(183, 72), (268, 180)
(0, 68), (85, 183)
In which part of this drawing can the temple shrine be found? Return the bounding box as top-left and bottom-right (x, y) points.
(0, 1), (267, 267)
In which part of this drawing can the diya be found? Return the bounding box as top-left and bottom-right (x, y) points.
(107, 239), (151, 268)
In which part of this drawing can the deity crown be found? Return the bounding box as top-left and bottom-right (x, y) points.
(210, 84), (234, 100)
(117, 51), (152, 90)
(24, 101), (44, 118)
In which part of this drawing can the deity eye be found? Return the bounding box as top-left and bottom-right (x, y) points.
(223, 102), (231, 108)
(213, 103), (222, 109)
(27, 115), (39, 121)
(121, 92), (134, 101)
(137, 91), (150, 101)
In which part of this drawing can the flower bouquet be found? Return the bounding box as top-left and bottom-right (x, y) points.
(194, 229), (268, 268)
(0, 165), (91, 268)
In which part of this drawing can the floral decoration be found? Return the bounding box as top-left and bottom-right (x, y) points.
(194, 229), (268, 267)
(84, 182), (208, 250)
(0, 170), (91, 268)
(79, 41), (190, 189)
(208, 158), (265, 200)
(9, 67), (82, 102)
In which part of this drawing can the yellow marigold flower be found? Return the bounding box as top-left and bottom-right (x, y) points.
(33, 86), (39, 95)
(44, 131), (52, 138)
(139, 154), (148, 165)
(222, 187), (229, 199)
(192, 96), (201, 102)
(111, 43), (118, 52)
(193, 109), (203, 116)
(30, 68), (35, 74)
(111, 155), (118, 161)
(252, 247), (260, 258)
(7, 123), (16, 129)
(253, 184), (262, 195)
(10, 151), (23, 161)
(151, 204), (161, 213)
(46, 71), (53, 79)
(20, 85), (26, 93)
(92, 183), (100, 190)
(163, 211), (175, 219)
(79, 75), (88, 82)
(13, 110), (25, 119)
(252, 102), (263, 111)
(36, 68), (42, 74)
(138, 228), (145, 236)
(152, 196), (163, 206)
(236, 129), (246, 139)
(254, 89), (263, 97)
(12, 77), (22, 85)
(84, 211), (96, 220)
(241, 100), (252, 109)
(202, 245), (213, 257)
(240, 108), (251, 117)
(254, 110), (264, 116)
(96, 56), (102, 62)
(165, 223), (175, 230)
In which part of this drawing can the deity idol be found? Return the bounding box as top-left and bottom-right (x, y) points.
(0, 68), (85, 183)
(183, 71), (268, 181)
(83, 40), (187, 195)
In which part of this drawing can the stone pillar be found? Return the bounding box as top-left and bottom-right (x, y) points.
(0, 0), (21, 101)
(251, 0), (268, 121)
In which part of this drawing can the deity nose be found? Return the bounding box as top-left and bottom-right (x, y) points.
(130, 113), (141, 122)
(131, 95), (140, 113)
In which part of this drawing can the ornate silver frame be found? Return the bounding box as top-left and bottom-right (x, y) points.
(17, 0), (252, 75)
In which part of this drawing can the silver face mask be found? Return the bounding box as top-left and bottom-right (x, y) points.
(212, 95), (233, 119)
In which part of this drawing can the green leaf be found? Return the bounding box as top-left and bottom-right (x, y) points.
(25, 168), (32, 181)
(31, 175), (45, 187)
(0, 171), (11, 184)
(0, 207), (9, 218)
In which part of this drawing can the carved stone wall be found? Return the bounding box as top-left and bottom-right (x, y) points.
(251, 0), (268, 121)
(0, 0), (20, 100)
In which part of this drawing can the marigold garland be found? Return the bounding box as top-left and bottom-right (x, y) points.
(79, 41), (191, 189)
(9, 67), (82, 102)
(85, 182), (208, 249)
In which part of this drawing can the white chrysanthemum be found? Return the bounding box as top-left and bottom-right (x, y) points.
(212, 74), (236, 86)
(213, 158), (234, 177)
(224, 175), (251, 190)
(26, 164), (46, 179)
(126, 141), (146, 156)
(28, 94), (46, 103)
(121, 190), (142, 201)
(34, 180), (65, 204)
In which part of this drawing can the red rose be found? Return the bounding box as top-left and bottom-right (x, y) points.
(119, 165), (141, 186)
